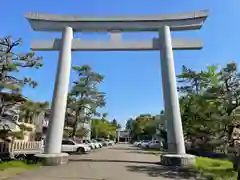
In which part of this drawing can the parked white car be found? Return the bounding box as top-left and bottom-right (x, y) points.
(133, 141), (142, 146)
(106, 139), (115, 146)
(96, 138), (113, 146)
(83, 139), (95, 149)
(134, 141), (147, 147)
(147, 140), (162, 149)
(61, 139), (91, 153)
(85, 139), (102, 149)
(140, 140), (151, 148)
(92, 139), (102, 148)
(96, 138), (108, 146)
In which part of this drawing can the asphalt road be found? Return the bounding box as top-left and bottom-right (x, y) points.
(9, 144), (197, 180)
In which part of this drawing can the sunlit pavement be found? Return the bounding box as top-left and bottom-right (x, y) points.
(10, 144), (196, 180)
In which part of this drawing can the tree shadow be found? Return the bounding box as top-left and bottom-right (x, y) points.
(126, 164), (236, 180)
(69, 158), (157, 165)
(125, 165), (206, 180)
(108, 147), (136, 151)
(127, 150), (160, 155)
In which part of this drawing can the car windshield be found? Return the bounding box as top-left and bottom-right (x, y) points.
(73, 138), (83, 144)
(62, 139), (76, 145)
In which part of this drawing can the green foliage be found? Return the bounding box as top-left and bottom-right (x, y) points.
(0, 36), (43, 92)
(67, 65), (105, 137)
(0, 36), (43, 139)
(8, 131), (24, 139)
(0, 160), (40, 178)
(19, 100), (49, 124)
(0, 160), (40, 170)
(63, 128), (72, 138)
(126, 114), (159, 140)
(111, 119), (121, 129)
(75, 127), (89, 138)
(18, 124), (33, 131)
(0, 128), (11, 139)
(195, 157), (237, 180)
(125, 62), (240, 154)
(63, 127), (89, 138)
(125, 118), (134, 130)
(178, 62), (240, 150)
(0, 100), (48, 140)
(92, 115), (120, 139)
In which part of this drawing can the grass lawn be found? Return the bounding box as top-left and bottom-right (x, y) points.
(137, 147), (238, 179)
(195, 157), (237, 180)
(0, 161), (40, 179)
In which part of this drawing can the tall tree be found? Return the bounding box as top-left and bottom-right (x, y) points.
(0, 36), (42, 130)
(111, 118), (121, 129)
(91, 118), (116, 139)
(177, 63), (240, 151)
(67, 65), (105, 137)
(0, 36), (42, 92)
(19, 100), (49, 124)
(125, 118), (134, 131)
(126, 114), (157, 141)
(206, 62), (240, 147)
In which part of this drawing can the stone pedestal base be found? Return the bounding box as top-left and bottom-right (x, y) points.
(161, 154), (195, 167)
(35, 153), (69, 166)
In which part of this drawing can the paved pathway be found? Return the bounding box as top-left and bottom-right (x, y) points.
(9, 144), (197, 180)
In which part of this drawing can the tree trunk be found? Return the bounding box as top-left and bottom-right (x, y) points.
(96, 129), (98, 139)
(72, 114), (78, 138)
(238, 170), (240, 180)
(0, 97), (5, 117)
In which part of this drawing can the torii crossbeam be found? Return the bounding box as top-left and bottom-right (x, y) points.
(31, 38), (202, 51)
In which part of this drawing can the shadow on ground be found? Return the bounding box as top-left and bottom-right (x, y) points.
(127, 150), (160, 155)
(126, 165), (206, 180)
(69, 158), (157, 165)
(108, 147), (136, 151)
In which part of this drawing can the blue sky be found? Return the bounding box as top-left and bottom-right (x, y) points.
(1, 0), (240, 127)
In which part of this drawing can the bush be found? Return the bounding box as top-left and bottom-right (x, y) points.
(18, 124), (33, 131)
(8, 131), (24, 140)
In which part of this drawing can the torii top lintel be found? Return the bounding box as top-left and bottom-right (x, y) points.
(25, 9), (209, 32)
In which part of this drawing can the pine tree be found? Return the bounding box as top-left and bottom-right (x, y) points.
(67, 65), (105, 137)
(0, 36), (42, 131)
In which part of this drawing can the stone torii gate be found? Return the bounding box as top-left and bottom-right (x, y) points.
(25, 9), (209, 166)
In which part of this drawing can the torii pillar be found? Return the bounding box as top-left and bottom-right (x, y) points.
(25, 10), (208, 166)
